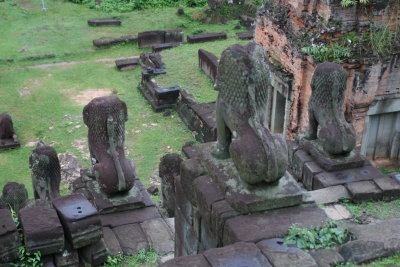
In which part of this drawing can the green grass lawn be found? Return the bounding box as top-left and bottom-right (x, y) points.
(0, 0), (248, 196)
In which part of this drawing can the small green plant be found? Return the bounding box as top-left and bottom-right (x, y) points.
(285, 220), (349, 251)
(102, 253), (125, 267)
(341, 0), (369, 7)
(368, 23), (400, 60)
(301, 44), (351, 63)
(10, 246), (42, 267)
(125, 248), (160, 265)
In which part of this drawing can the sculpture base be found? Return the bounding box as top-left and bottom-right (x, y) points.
(77, 169), (153, 214)
(300, 139), (365, 171)
(200, 143), (304, 214)
(288, 141), (390, 196)
(0, 138), (20, 151)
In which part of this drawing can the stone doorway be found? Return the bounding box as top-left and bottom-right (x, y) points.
(361, 95), (400, 167)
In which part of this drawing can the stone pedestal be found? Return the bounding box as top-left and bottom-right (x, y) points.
(287, 141), (399, 202)
(52, 194), (102, 249)
(175, 142), (327, 257)
(0, 209), (20, 263)
(20, 206), (65, 256)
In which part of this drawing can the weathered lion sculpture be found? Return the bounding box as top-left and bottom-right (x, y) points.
(29, 143), (61, 201)
(0, 113), (16, 140)
(305, 62), (356, 155)
(211, 42), (288, 184)
(83, 96), (135, 195)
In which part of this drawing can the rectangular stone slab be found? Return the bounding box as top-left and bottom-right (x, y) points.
(153, 43), (181, 52)
(139, 79), (179, 112)
(115, 57), (139, 70)
(113, 224), (149, 255)
(52, 194), (102, 249)
(203, 242), (272, 267)
(20, 206), (64, 255)
(198, 49), (219, 82)
(0, 209), (20, 263)
(165, 30), (184, 43)
(187, 32), (227, 43)
(88, 19), (121, 26)
(236, 31), (254, 40)
(223, 206), (327, 245)
(0, 138), (20, 151)
(313, 165), (387, 190)
(92, 35), (137, 47)
(138, 30), (166, 48)
(100, 206), (161, 228)
(161, 254), (211, 267)
(199, 143), (304, 214)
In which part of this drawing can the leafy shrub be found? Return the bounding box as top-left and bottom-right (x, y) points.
(102, 254), (125, 267)
(66, 0), (208, 12)
(301, 44), (351, 64)
(284, 220), (349, 251)
(10, 246), (42, 267)
(341, 0), (369, 7)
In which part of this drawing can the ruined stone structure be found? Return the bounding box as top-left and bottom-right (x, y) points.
(255, 0), (400, 165)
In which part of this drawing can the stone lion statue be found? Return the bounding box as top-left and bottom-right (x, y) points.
(304, 62), (356, 156)
(83, 96), (136, 195)
(211, 42), (288, 184)
(29, 143), (61, 201)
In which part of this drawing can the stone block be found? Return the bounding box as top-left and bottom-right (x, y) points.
(174, 208), (200, 257)
(20, 206), (64, 255)
(198, 49), (219, 82)
(100, 206), (161, 228)
(309, 185), (351, 205)
(180, 159), (206, 204)
(85, 177), (152, 214)
(302, 161), (323, 190)
(210, 200), (239, 245)
(54, 241), (79, 267)
(139, 77), (181, 112)
(113, 224), (149, 256)
(287, 140), (300, 168)
(373, 177), (400, 200)
(41, 256), (55, 267)
(138, 31), (166, 48)
(187, 32), (227, 43)
(193, 175), (224, 223)
(164, 218), (175, 235)
(115, 57), (139, 70)
(200, 218), (219, 251)
(322, 204), (352, 221)
(203, 242), (272, 267)
(92, 35), (137, 47)
(256, 238), (317, 267)
(88, 19), (121, 26)
(153, 43), (180, 52)
(339, 240), (388, 264)
(236, 31), (254, 40)
(310, 249), (344, 267)
(52, 194), (102, 249)
(165, 30), (184, 43)
(223, 206), (327, 245)
(102, 227), (122, 257)
(0, 209), (20, 263)
(79, 238), (108, 266)
(292, 149), (313, 181)
(345, 180), (383, 202)
(182, 144), (201, 159)
(161, 254), (211, 267)
(175, 175), (194, 225)
(141, 218), (174, 254)
(1, 182), (28, 213)
(313, 165), (387, 190)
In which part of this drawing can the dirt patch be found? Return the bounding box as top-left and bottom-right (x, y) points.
(70, 89), (114, 105)
(72, 138), (90, 161)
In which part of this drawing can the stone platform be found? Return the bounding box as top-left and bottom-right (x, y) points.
(72, 171), (174, 257)
(0, 137), (20, 151)
(288, 141), (398, 202)
(175, 142), (327, 257)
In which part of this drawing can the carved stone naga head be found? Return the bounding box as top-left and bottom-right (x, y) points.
(83, 96), (136, 195)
